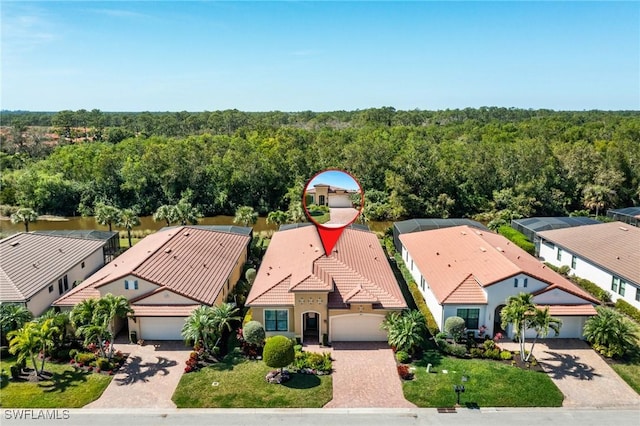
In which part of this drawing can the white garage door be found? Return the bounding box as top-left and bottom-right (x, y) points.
(330, 314), (388, 342)
(328, 195), (352, 208)
(524, 316), (586, 339)
(139, 317), (186, 340)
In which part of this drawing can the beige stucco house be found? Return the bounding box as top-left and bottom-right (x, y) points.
(246, 224), (406, 343)
(54, 226), (251, 340)
(1, 232), (112, 316)
(305, 184), (358, 208)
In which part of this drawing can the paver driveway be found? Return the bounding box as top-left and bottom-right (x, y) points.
(325, 208), (360, 227)
(84, 340), (191, 409)
(322, 342), (415, 408)
(501, 339), (640, 408)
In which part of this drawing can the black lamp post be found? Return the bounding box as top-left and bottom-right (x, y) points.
(453, 384), (465, 405)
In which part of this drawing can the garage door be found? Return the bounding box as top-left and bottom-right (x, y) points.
(330, 314), (388, 342)
(139, 317), (186, 340)
(328, 195), (352, 208)
(524, 316), (586, 339)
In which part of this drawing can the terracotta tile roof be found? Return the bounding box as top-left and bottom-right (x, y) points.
(129, 304), (199, 317)
(54, 226), (250, 307)
(306, 184), (358, 194)
(442, 275), (487, 304)
(0, 233), (105, 302)
(538, 221), (640, 285)
(400, 226), (598, 305)
(538, 304), (597, 316)
(247, 227), (406, 309)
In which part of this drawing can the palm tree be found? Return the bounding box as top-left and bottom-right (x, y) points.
(501, 292), (536, 361)
(37, 309), (71, 354)
(211, 303), (241, 351)
(266, 210), (288, 227)
(287, 201), (307, 223)
(182, 306), (215, 352)
(75, 323), (108, 358)
(381, 310), (426, 355)
(97, 294), (133, 359)
(10, 208), (38, 232)
(153, 204), (178, 226)
(527, 306), (562, 361)
(117, 208), (141, 247)
(95, 202), (122, 231)
(233, 206), (258, 227)
(0, 304), (33, 345)
(37, 318), (60, 373)
(582, 184), (615, 218)
(583, 307), (639, 358)
(174, 198), (202, 226)
(8, 322), (43, 377)
(70, 299), (98, 330)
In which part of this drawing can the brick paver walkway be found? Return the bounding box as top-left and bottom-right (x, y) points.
(324, 208), (360, 227)
(500, 339), (640, 408)
(319, 342), (415, 408)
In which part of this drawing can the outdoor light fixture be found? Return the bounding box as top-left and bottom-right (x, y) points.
(453, 384), (465, 405)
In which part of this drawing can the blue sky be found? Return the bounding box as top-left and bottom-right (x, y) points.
(1, 1), (638, 111)
(307, 170), (360, 190)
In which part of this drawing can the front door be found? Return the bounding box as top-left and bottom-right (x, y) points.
(494, 304), (506, 337)
(303, 312), (319, 343)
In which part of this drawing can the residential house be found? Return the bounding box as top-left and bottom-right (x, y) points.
(1, 232), (110, 316)
(538, 221), (640, 310)
(392, 218), (488, 253)
(54, 226), (251, 340)
(606, 207), (640, 228)
(510, 217), (601, 256)
(246, 224), (406, 343)
(305, 184), (358, 208)
(399, 226), (598, 339)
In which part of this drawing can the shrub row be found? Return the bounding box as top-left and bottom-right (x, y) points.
(498, 225), (535, 255)
(615, 299), (640, 324)
(544, 263), (612, 303)
(292, 349), (332, 373)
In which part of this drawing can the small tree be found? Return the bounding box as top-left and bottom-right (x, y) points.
(234, 206), (258, 227)
(263, 335), (294, 374)
(243, 321), (266, 346)
(117, 208), (141, 248)
(10, 208), (38, 232)
(245, 268), (257, 285)
(94, 202), (122, 231)
(444, 316), (466, 342)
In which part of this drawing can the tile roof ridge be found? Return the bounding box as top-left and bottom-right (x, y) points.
(248, 274), (293, 304)
(442, 273), (480, 303)
(317, 255), (376, 289)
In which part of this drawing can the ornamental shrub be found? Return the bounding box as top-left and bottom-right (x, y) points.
(75, 352), (96, 365)
(500, 350), (513, 360)
(447, 344), (468, 358)
(615, 299), (640, 324)
(484, 348), (501, 360)
(263, 335), (295, 372)
(96, 357), (114, 371)
(243, 321), (266, 346)
(395, 350), (410, 364)
(444, 316), (466, 342)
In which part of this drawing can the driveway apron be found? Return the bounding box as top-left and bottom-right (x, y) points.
(84, 340), (191, 409)
(322, 342), (415, 408)
(501, 339), (640, 408)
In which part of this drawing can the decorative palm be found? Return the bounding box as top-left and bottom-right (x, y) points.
(527, 306), (562, 361)
(75, 323), (108, 358)
(583, 307), (639, 358)
(70, 298), (99, 329)
(266, 210), (288, 227)
(174, 198), (202, 226)
(153, 204), (178, 226)
(0, 304), (33, 345)
(10, 208), (38, 232)
(97, 294), (133, 359)
(211, 303), (241, 351)
(8, 322), (42, 376)
(233, 206), (258, 227)
(381, 310), (426, 354)
(182, 306), (215, 352)
(117, 208), (141, 247)
(95, 202), (122, 231)
(287, 201), (306, 223)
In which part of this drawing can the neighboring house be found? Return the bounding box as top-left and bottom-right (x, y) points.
(54, 226), (252, 340)
(399, 226), (598, 339)
(538, 221), (640, 310)
(33, 230), (121, 263)
(392, 218), (488, 253)
(606, 207), (640, 228)
(246, 224), (406, 343)
(305, 184), (357, 208)
(0, 232), (109, 316)
(510, 217), (601, 256)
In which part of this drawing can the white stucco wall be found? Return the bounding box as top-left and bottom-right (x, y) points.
(401, 246), (444, 329)
(97, 275), (159, 299)
(539, 239), (639, 310)
(135, 289), (198, 305)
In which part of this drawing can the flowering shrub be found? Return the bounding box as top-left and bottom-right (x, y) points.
(397, 364), (414, 380)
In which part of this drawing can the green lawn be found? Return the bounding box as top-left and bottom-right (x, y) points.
(0, 357), (112, 408)
(610, 355), (640, 395)
(173, 353), (332, 408)
(403, 351), (564, 407)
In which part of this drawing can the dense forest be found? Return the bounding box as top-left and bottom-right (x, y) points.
(1, 107), (639, 224)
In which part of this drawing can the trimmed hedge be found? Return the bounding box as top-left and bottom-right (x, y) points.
(263, 335), (295, 370)
(498, 225), (535, 255)
(615, 299), (640, 324)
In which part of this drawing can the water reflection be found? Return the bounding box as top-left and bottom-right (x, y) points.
(0, 215), (392, 236)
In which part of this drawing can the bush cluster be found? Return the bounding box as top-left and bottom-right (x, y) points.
(615, 299), (640, 324)
(395, 350), (410, 364)
(75, 352), (96, 365)
(498, 226), (535, 255)
(293, 350), (332, 373)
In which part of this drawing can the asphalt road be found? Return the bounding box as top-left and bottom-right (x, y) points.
(3, 408), (639, 426)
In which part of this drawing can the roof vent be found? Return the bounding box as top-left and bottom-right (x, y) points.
(619, 226), (628, 231)
(165, 248), (172, 254)
(447, 264), (451, 267)
(496, 247), (504, 252)
(475, 231), (483, 235)
(480, 247), (486, 252)
(9, 241), (19, 247)
(183, 232), (190, 236)
(461, 231), (467, 235)
(58, 248), (63, 253)
(436, 252), (440, 256)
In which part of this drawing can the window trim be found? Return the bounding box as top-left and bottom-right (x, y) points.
(264, 309), (289, 332)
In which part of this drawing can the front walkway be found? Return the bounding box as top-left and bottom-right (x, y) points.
(325, 208), (360, 227)
(84, 339), (191, 409)
(315, 342), (415, 408)
(500, 339), (640, 408)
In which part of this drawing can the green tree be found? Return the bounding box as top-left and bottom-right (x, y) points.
(153, 204), (178, 226)
(174, 197), (202, 226)
(582, 184), (614, 218)
(234, 206), (258, 227)
(444, 316), (466, 342)
(37, 309), (71, 355)
(10, 207), (38, 232)
(97, 294), (133, 359)
(211, 303), (241, 350)
(527, 306), (562, 361)
(583, 307), (639, 358)
(380, 310), (426, 355)
(94, 202), (122, 231)
(182, 306), (215, 352)
(117, 208), (141, 247)
(266, 210), (288, 227)
(0, 304), (33, 346)
(8, 322), (44, 378)
(263, 335), (295, 374)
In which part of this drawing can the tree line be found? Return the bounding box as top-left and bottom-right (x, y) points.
(1, 108), (639, 222)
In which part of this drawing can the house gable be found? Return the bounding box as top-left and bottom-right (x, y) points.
(131, 287), (201, 305)
(533, 286), (595, 306)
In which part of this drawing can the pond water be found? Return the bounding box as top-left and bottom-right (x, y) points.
(0, 215), (393, 236)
